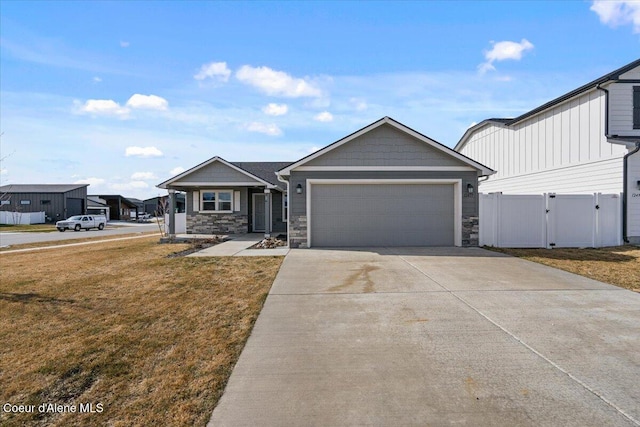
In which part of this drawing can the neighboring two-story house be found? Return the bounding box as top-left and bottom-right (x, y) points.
(455, 59), (640, 244)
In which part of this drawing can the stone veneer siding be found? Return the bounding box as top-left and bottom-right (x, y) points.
(462, 215), (479, 247)
(187, 213), (248, 234)
(288, 214), (307, 248)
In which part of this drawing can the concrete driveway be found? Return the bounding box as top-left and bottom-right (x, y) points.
(209, 247), (640, 426)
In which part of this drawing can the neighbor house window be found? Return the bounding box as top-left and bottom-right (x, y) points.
(20, 200), (31, 205)
(634, 86), (640, 129)
(282, 193), (288, 222)
(0, 200), (10, 206)
(41, 200), (51, 205)
(200, 190), (233, 212)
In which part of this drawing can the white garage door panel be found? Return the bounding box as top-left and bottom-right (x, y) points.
(310, 184), (454, 247)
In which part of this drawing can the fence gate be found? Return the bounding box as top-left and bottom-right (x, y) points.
(480, 193), (621, 248)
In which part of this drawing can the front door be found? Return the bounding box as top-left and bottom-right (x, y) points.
(253, 193), (265, 232)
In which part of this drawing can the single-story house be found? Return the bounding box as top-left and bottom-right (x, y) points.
(158, 117), (494, 247)
(0, 184), (88, 221)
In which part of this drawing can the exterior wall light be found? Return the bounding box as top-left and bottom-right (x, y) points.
(467, 183), (474, 194)
(296, 184), (303, 194)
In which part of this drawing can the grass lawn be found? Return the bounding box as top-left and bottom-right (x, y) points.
(488, 245), (640, 292)
(0, 231), (160, 252)
(0, 237), (283, 426)
(0, 224), (59, 233)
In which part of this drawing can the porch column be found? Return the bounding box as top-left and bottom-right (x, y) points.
(168, 189), (176, 239)
(264, 188), (271, 238)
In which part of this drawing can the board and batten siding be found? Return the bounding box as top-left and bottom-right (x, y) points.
(460, 88), (628, 194)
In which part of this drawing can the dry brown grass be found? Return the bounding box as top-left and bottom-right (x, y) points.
(0, 237), (283, 426)
(489, 245), (640, 292)
(0, 232), (159, 252)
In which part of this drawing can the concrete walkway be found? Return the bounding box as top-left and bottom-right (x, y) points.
(209, 247), (640, 427)
(187, 234), (289, 257)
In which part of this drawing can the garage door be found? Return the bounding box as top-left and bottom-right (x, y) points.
(310, 183), (455, 247)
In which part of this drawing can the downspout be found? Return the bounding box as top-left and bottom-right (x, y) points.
(623, 143), (640, 243)
(276, 173), (290, 248)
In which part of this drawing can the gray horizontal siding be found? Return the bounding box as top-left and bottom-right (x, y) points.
(305, 124), (468, 167)
(177, 161), (262, 184)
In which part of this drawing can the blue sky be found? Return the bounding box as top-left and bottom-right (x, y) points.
(1, 1), (639, 200)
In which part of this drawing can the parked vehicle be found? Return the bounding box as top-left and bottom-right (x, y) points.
(56, 215), (107, 232)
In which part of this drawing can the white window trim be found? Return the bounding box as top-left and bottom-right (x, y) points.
(305, 179), (462, 248)
(200, 189), (234, 213)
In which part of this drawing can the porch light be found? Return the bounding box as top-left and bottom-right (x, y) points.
(296, 184), (303, 194)
(467, 183), (474, 194)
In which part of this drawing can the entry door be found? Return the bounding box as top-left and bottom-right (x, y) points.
(253, 194), (265, 232)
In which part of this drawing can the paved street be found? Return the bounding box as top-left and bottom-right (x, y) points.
(0, 222), (159, 247)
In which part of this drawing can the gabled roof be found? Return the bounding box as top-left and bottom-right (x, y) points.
(455, 58), (640, 151)
(0, 184), (89, 193)
(157, 156), (281, 189)
(231, 162), (292, 187)
(277, 116), (495, 176)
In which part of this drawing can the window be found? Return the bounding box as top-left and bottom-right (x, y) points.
(200, 190), (233, 212)
(20, 200), (31, 205)
(0, 200), (9, 206)
(41, 200), (51, 205)
(634, 86), (640, 129)
(282, 193), (288, 222)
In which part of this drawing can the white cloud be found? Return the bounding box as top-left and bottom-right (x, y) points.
(262, 103), (289, 116)
(93, 76), (102, 83)
(170, 166), (185, 175)
(236, 65), (322, 98)
(74, 177), (105, 186)
(125, 146), (163, 158)
(194, 61), (231, 82)
(350, 98), (368, 111)
(80, 99), (129, 117)
(120, 41), (130, 48)
(131, 171), (158, 180)
(591, 0), (640, 33)
(110, 181), (149, 191)
(308, 146), (320, 153)
(246, 122), (283, 136)
(314, 111), (334, 122)
(1, 168), (8, 175)
(126, 94), (168, 111)
(479, 39), (534, 73)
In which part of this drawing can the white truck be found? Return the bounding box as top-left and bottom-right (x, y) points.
(56, 215), (107, 232)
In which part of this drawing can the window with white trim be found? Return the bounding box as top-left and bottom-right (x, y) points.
(200, 190), (233, 212)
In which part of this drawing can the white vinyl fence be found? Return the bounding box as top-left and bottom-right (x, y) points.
(480, 193), (622, 248)
(0, 211), (46, 225)
(164, 212), (186, 234)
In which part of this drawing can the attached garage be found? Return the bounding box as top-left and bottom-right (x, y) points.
(308, 180), (460, 247)
(276, 117), (495, 248)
